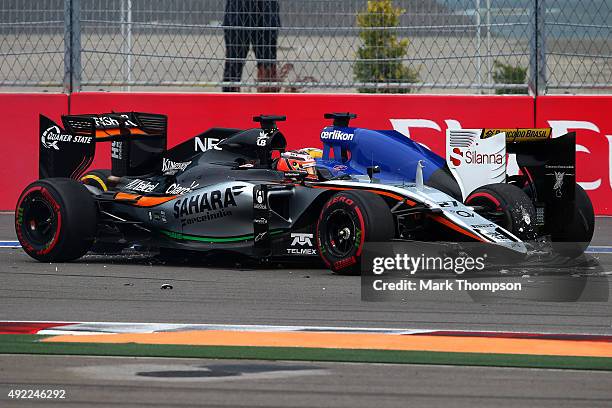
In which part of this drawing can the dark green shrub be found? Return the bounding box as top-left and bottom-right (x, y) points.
(354, 0), (419, 93)
(492, 60), (528, 94)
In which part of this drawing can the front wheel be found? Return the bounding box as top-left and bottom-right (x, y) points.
(15, 178), (98, 262)
(316, 190), (394, 275)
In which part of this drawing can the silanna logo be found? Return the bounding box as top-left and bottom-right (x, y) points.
(173, 186), (245, 226)
(320, 129), (354, 141)
(41, 126), (92, 150)
(449, 147), (503, 167)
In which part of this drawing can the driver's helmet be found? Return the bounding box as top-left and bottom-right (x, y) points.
(276, 149), (318, 180)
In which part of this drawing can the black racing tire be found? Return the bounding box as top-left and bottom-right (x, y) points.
(551, 184), (594, 258)
(80, 169), (112, 192)
(465, 183), (536, 240)
(316, 190), (395, 275)
(15, 178), (98, 262)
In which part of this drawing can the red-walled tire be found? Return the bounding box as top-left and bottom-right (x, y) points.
(316, 190), (394, 275)
(466, 183), (536, 240)
(15, 178), (97, 262)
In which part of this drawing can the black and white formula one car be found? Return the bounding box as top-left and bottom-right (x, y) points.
(15, 112), (594, 274)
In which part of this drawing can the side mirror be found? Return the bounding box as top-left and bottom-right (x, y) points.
(324, 112), (357, 127)
(253, 115), (286, 131)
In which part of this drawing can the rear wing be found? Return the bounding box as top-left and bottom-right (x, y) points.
(39, 112), (167, 179)
(446, 127), (576, 207)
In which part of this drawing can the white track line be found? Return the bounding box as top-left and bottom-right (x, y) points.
(0, 241), (20, 248)
(1, 320), (610, 338)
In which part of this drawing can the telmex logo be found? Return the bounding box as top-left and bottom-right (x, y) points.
(291, 233), (313, 247)
(288, 233), (317, 255)
(320, 129), (354, 141)
(449, 148), (504, 166)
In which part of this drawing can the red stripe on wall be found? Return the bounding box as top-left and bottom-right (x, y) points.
(0, 322), (72, 334)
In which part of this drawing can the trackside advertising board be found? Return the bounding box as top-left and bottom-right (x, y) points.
(0, 94), (69, 212)
(1, 93), (612, 214)
(536, 96), (612, 215)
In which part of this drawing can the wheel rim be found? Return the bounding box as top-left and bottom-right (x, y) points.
(324, 209), (357, 258)
(20, 193), (58, 247)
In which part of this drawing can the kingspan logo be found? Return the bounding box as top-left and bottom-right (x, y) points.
(320, 129), (354, 141)
(162, 158), (191, 173)
(287, 233), (317, 255)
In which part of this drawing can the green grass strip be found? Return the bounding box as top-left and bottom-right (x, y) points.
(1, 335), (611, 371)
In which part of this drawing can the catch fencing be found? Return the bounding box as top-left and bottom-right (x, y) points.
(0, 0), (610, 93)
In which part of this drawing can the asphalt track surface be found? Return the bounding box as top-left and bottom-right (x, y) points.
(1, 213), (612, 333)
(2, 355), (611, 408)
(1, 213), (612, 407)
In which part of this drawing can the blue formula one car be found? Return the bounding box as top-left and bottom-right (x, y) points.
(15, 112), (593, 275)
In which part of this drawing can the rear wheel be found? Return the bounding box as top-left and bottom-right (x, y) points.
(550, 184), (594, 258)
(466, 183), (536, 240)
(15, 178), (98, 262)
(316, 190), (394, 275)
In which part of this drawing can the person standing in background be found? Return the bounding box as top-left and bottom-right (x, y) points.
(222, 0), (280, 92)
